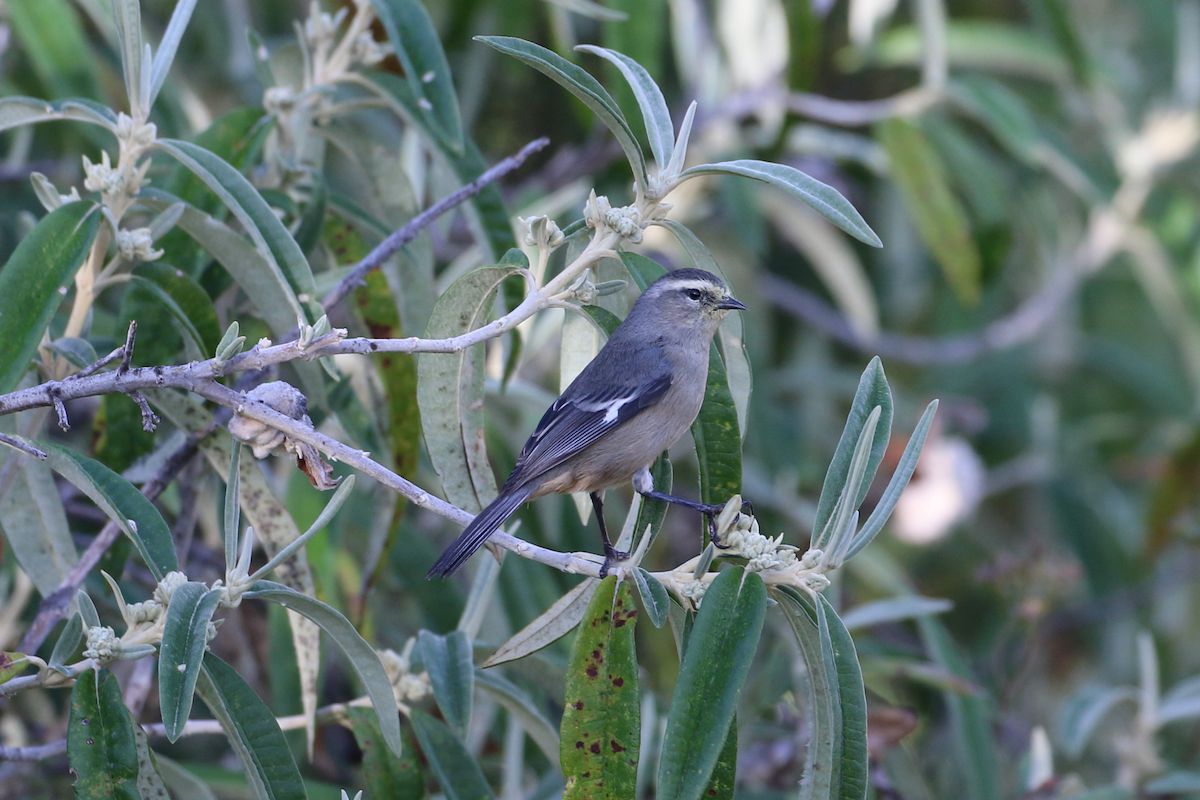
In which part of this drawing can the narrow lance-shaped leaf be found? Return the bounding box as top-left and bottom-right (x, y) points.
(418, 630), (475, 739)
(561, 575), (640, 800)
(633, 568), (670, 628)
(0, 450), (77, 596)
(418, 266), (520, 513)
(369, 0), (464, 152)
(847, 399), (938, 559)
(158, 582), (224, 741)
(148, 0), (199, 105)
(877, 118), (980, 305)
(410, 709), (496, 800)
(678, 160), (882, 247)
(0, 201), (100, 394)
(482, 578), (600, 668)
(242, 581), (403, 756)
(194, 654), (307, 800)
(43, 444), (177, 580)
(348, 707), (424, 800)
(658, 568), (766, 800)
(110, 0), (144, 115)
(152, 139), (316, 304)
(475, 669), (560, 763)
(0, 97), (116, 133)
(476, 36), (647, 191)
(812, 358), (893, 550)
(68, 668), (141, 800)
(50, 613), (84, 675)
(576, 45), (674, 170)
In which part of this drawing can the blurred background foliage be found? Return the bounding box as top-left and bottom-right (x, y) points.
(3, 0), (1200, 797)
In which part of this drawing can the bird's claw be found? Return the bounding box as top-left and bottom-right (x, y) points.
(599, 544), (630, 579)
(704, 514), (733, 549)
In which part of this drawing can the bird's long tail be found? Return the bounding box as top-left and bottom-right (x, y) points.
(426, 486), (533, 578)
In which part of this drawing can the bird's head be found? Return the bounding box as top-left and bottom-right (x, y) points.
(638, 268), (747, 336)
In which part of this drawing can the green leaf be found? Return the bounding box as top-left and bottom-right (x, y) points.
(46, 336), (98, 369)
(824, 595), (868, 800)
(158, 582), (224, 742)
(68, 668), (140, 800)
(1058, 685), (1136, 758)
(0, 201), (100, 394)
(417, 266), (520, 512)
(917, 617), (998, 800)
(347, 707), (424, 800)
(575, 45), (674, 170)
(0, 97), (116, 133)
(242, 581), (402, 756)
(658, 567), (765, 800)
(127, 262), (222, 360)
(151, 756), (220, 800)
(369, 0), (463, 152)
(561, 575), (640, 800)
(42, 443), (177, 580)
(632, 568), (669, 628)
(704, 717), (737, 800)
(948, 75), (1041, 166)
(877, 118), (981, 305)
(0, 451), (76, 596)
(361, 72), (517, 262)
(110, 0), (145, 113)
(418, 629), (475, 739)
(140, 192), (308, 341)
(0, 652), (31, 685)
(691, 343), (742, 506)
(8, 0), (101, 100)
(194, 653), (307, 800)
(294, 173), (328, 256)
(812, 358), (893, 550)
(50, 613), (84, 675)
(132, 724), (171, 800)
(483, 578), (600, 668)
(153, 139), (316, 304)
(147, 0), (199, 105)
(840, 596), (953, 631)
(870, 21), (1070, 83)
(847, 400), (938, 559)
(410, 708), (496, 800)
(475, 669), (560, 763)
(476, 36), (647, 191)
(678, 160), (881, 247)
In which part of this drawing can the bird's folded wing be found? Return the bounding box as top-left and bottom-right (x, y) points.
(504, 375), (671, 488)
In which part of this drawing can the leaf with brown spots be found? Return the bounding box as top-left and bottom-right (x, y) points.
(560, 575), (639, 800)
(0, 652), (30, 686)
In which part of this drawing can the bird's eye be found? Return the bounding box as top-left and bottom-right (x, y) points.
(685, 288), (703, 301)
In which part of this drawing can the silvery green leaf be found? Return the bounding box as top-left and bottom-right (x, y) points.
(542, 0), (627, 21)
(1158, 675), (1200, 725)
(147, 201), (185, 240)
(576, 45), (673, 169)
(475, 669), (559, 762)
(0, 445), (77, 595)
(77, 590), (101, 630)
(418, 630), (475, 739)
(482, 578), (599, 668)
(46, 338), (97, 370)
(110, 0), (144, 117)
(99, 571), (130, 627)
(665, 101), (697, 180)
(1058, 684), (1137, 758)
(476, 36), (647, 192)
(159, 581), (224, 741)
(847, 399), (938, 559)
(633, 568), (670, 628)
(818, 406), (880, 554)
(223, 444), (241, 572)
(148, 0), (199, 106)
(29, 172), (64, 212)
(50, 613), (84, 675)
(841, 596), (952, 631)
(247, 475), (356, 583)
(678, 159), (882, 247)
(693, 542), (716, 580)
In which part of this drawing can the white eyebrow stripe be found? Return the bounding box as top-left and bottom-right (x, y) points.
(664, 280), (723, 292)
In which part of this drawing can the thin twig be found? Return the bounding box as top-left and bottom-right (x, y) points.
(73, 343), (125, 380)
(128, 390), (159, 432)
(49, 390), (68, 431)
(118, 320), (137, 374)
(0, 741), (67, 762)
(0, 432), (45, 460)
(319, 136), (549, 313)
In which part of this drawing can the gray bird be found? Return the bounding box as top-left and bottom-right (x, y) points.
(427, 267), (747, 579)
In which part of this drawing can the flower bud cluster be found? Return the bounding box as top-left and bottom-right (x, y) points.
(521, 215), (565, 251)
(83, 627), (120, 663)
(582, 191), (670, 245)
(116, 227), (164, 262)
(379, 644), (431, 705)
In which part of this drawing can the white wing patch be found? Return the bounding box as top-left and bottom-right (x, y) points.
(579, 395), (637, 423)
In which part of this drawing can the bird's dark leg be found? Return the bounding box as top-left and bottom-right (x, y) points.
(639, 491), (753, 549)
(591, 492), (629, 578)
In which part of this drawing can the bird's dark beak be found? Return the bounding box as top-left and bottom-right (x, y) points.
(717, 297), (747, 310)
